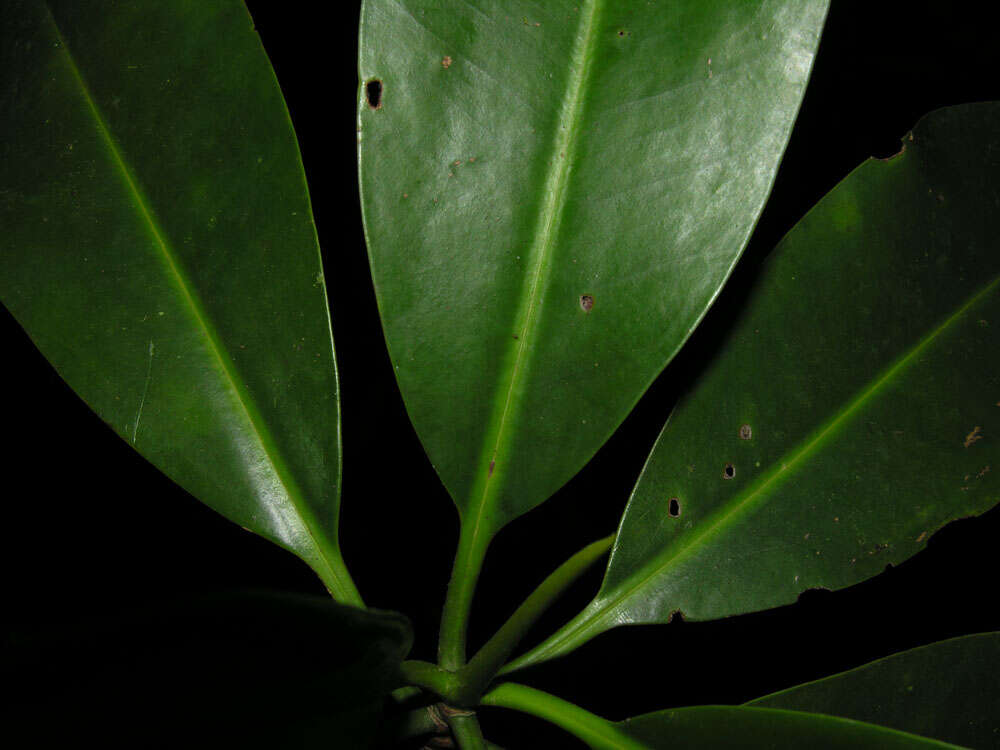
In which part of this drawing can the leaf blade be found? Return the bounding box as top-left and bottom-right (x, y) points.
(619, 706), (967, 749)
(0, 1), (358, 601)
(748, 633), (1000, 749)
(509, 102), (1000, 669)
(358, 0), (830, 538)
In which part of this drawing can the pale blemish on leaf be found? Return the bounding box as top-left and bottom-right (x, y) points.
(131, 340), (155, 444)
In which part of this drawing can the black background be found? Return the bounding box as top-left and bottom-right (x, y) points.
(3, 2), (999, 748)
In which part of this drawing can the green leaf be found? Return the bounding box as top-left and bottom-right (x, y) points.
(507, 102), (1000, 670)
(358, 0), (829, 539)
(0, 2), (360, 603)
(748, 633), (1000, 749)
(619, 706), (966, 749)
(3, 592), (412, 747)
(481, 682), (965, 750)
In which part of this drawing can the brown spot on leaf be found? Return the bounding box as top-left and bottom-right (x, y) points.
(964, 426), (983, 448)
(442, 56), (452, 68)
(723, 463), (735, 480)
(580, 294), (594, 312)
(488, 460), (495, 476)
(877, 143), (906, 162)
(739, 423), (752, 440)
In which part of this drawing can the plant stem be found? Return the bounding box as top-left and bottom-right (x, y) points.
(446, 710), (488, 750)
(439, 518), (492, 670)
(381, 705), (447, 745)
(399, 660), (461, 702)
(481, 683), (646, 750)
(460, 534), (613, 697)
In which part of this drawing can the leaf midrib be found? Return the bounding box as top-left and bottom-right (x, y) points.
(532, 270), (1000, 661)
(462, 0), (604, 540)
(44, 6), (357, 602)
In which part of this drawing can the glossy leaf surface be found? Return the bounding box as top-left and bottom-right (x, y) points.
(0, 2), (359, 601)
(3, 593), (412, 747)
(509, 103), (1000, 669)
(358, 0), (829, 537)
(748, 633), (1000, 749)
(619, 706), (964, 749)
